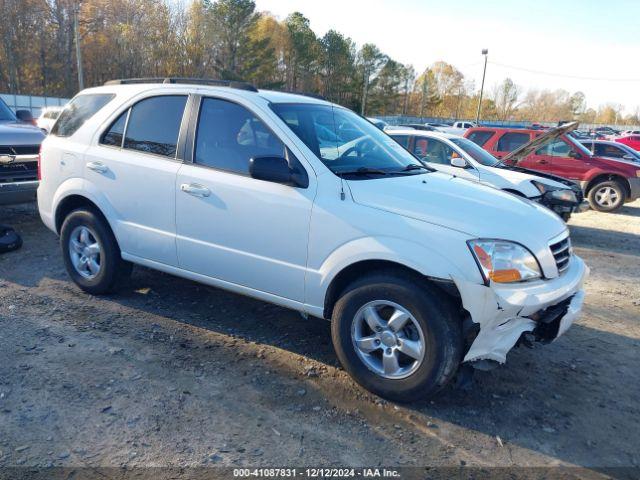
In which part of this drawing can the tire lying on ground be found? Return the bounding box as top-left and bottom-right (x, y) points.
(0, 225), (22, 253)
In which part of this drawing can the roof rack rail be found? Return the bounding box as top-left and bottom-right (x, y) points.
(279, 90), (327, 101)
(103, 77), (259, 92)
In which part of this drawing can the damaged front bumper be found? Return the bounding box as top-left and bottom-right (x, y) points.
(535, 187), (587, 217)
(453, 255), (589, 366)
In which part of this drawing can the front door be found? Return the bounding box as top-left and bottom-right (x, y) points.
(524, 137), (590, 181)
(175, 96), (315, 301)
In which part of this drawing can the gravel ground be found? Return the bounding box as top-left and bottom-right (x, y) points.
(0, 201), (639, 475)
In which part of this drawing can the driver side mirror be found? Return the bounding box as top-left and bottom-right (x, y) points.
(451, 156), (468, 168)
(623, 154), (634, 160)
(249, 155), (308, 188)
(568, 150), (582, 159)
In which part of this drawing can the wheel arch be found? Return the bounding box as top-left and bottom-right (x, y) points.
(54, 194), (113, 236)
(323, 259), (461, 320)
(585, 173), (631, 198)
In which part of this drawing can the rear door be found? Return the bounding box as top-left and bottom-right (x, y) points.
(84, 94), (189, 266)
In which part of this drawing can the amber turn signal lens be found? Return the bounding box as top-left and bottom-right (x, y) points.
(489, 269), (522, 283)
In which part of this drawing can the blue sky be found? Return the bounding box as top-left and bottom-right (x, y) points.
(254, 0), (640, 113)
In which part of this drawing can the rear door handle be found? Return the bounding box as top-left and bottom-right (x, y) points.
(180, 183), (211, 198)
(87, 161), (108, 173)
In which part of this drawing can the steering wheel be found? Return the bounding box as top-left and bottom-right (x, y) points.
(338, 137), (376, 160)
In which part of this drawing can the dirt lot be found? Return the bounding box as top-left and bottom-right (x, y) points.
(0, 201), (639, 474)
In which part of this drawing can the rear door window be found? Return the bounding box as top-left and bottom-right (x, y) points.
(51, 94), (115, 137)
(466, 130), (494, 147)
(123, 95), (187, 158)
(496, 132), (530, 152)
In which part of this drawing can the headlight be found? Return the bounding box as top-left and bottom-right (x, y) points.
(531, 180), (551, 194)
(468, 239), (542, 283)
(531, 181), (577, 203)
(547, 189), (577, 203)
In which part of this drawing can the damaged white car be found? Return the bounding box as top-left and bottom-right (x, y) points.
(388, 129), (586, 221)
(38, 80), (588, 402)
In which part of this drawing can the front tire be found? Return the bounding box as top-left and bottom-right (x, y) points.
(331, 273), (463, 402)
(588, 180), (626, 212)
(60, 208), (132, 294)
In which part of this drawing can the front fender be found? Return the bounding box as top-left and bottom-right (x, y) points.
(304, 234), (483, 315)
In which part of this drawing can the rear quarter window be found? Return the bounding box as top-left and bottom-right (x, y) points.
(496, 132), (530, 152)
(51, 94), (115, 137)
(466, 130), (495, 147)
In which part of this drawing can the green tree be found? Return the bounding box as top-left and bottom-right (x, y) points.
(284, 12), (319, 92)
(319, 30), (356, 105)
(356, 43), (387, 115)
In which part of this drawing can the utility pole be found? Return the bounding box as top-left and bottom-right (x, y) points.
(74, 2), (84, 91)
(475, 49), (488, 124)
(454, 86), (463, 121)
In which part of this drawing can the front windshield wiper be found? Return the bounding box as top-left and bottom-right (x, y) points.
(336, 167), (390, 176)
(399, 164), (433, 172)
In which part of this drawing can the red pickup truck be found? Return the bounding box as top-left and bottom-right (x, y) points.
(464, 124), (640, 212)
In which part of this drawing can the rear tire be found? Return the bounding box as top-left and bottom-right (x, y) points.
(331, 273), (463, 402)
(588, 180), (626, 212)
(60, 208), (132, 294)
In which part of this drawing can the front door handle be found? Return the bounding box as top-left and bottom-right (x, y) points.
(87, 161), (108, 173)
(180, 183), (211, 198)
(538, 159), (548, 164)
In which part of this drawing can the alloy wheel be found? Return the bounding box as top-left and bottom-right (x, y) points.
(68, 225), (102, 279)
(594, 186), (620, 208)
(351, 300), (426, 379)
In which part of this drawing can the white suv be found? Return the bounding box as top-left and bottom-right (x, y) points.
(38, 78), (588, 401)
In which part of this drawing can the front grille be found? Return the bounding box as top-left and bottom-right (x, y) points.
(550, 236), (572, 274)
(0, 145), (40, 155)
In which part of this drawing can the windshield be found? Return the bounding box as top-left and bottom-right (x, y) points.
(449, 137), (501, 167)
(0, 98), (16, 121)
(565, 135), (594, 157)
(270, 103), (424, 176)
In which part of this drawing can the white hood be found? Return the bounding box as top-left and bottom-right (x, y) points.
(480, 166), (568, 197)
(347, 172), (567, 245)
